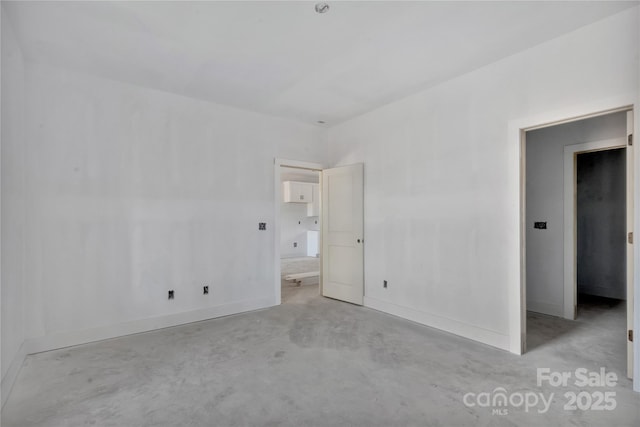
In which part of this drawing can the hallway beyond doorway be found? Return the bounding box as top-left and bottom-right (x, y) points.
(281, 256), (319, 304)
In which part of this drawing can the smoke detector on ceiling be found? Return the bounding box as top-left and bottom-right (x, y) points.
(315, 3), (330, 14)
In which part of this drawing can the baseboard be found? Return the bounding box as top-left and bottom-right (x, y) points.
(1, 341), (27, 408)
(25, 297), (274, 355)
(363, 296), (511, 352)
(527, 300), (564, 318)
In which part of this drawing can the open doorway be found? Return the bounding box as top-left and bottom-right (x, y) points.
(279, 166), (321, 304)
(524, 109), (633, 378)
(274, 159), (365, 307)
(576, 148), (626, 308)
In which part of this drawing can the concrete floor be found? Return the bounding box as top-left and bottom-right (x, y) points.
(2, 294), (639, 426)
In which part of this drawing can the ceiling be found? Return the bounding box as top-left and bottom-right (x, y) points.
(3, 1), (638, 126)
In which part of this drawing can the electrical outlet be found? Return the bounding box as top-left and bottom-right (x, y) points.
(168, 290), (175, 299)
(203, 286), (209, 295)
(259, 222), (266, 230)
(293, 242), (297, 248)
(383, 280), (388, 288)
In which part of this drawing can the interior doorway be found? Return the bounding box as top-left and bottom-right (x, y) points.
(274, 159), (365, 307)
(279, 166), (321, 304)
(523, 109), (634, 379)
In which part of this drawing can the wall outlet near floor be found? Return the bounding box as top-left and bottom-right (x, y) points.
(383, 280), (388, 288)
(293, 242), (297, 247)
(258, 222), (266, 230)
(203, 286), (209, 295)
(168, 290), (175, 299)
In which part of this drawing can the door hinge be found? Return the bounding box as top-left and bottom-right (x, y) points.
(629, 330), (633, 342)
(628, 232), (633, 244)
(629, 134), (633, 146)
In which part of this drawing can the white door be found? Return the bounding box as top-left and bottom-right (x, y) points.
(627, 110), (634, 379)
(321, 163), (364, 305)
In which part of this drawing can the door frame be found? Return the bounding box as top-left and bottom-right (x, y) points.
(273, 158), (324, 305)
(510, 97), (638, 392)
(563, 138), (628, 320)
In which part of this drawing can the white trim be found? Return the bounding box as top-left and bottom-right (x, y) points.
(273, 158), (324, 306)
(510, 102), (633, 135)
(563, 138), (627, 320)
(1, 341), (27, 409)
(507, 125), (524, 354)
(364, 296), (511, 351)
(276, 158), (324, 171)
(628, 110), (636, 381)
(634, 97), (640, 392)
(1, 4), (4, 410)
(24, 297), (273, 355)
(516, 129), (526, 354)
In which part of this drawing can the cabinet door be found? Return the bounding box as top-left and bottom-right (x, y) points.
(297, 183), (313, 202)
(283, 181), (313, 203)
(283, 181), (294, 202)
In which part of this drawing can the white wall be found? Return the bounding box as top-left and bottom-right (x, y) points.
(279, 203), (319, 258)
(1, 7), (27, 405)
(328, 8), (639, 351)
(20, 62), (325, 352)
(526, 112), (627, 316)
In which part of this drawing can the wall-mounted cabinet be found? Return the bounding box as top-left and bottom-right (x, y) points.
(283, 181), (313, 203)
